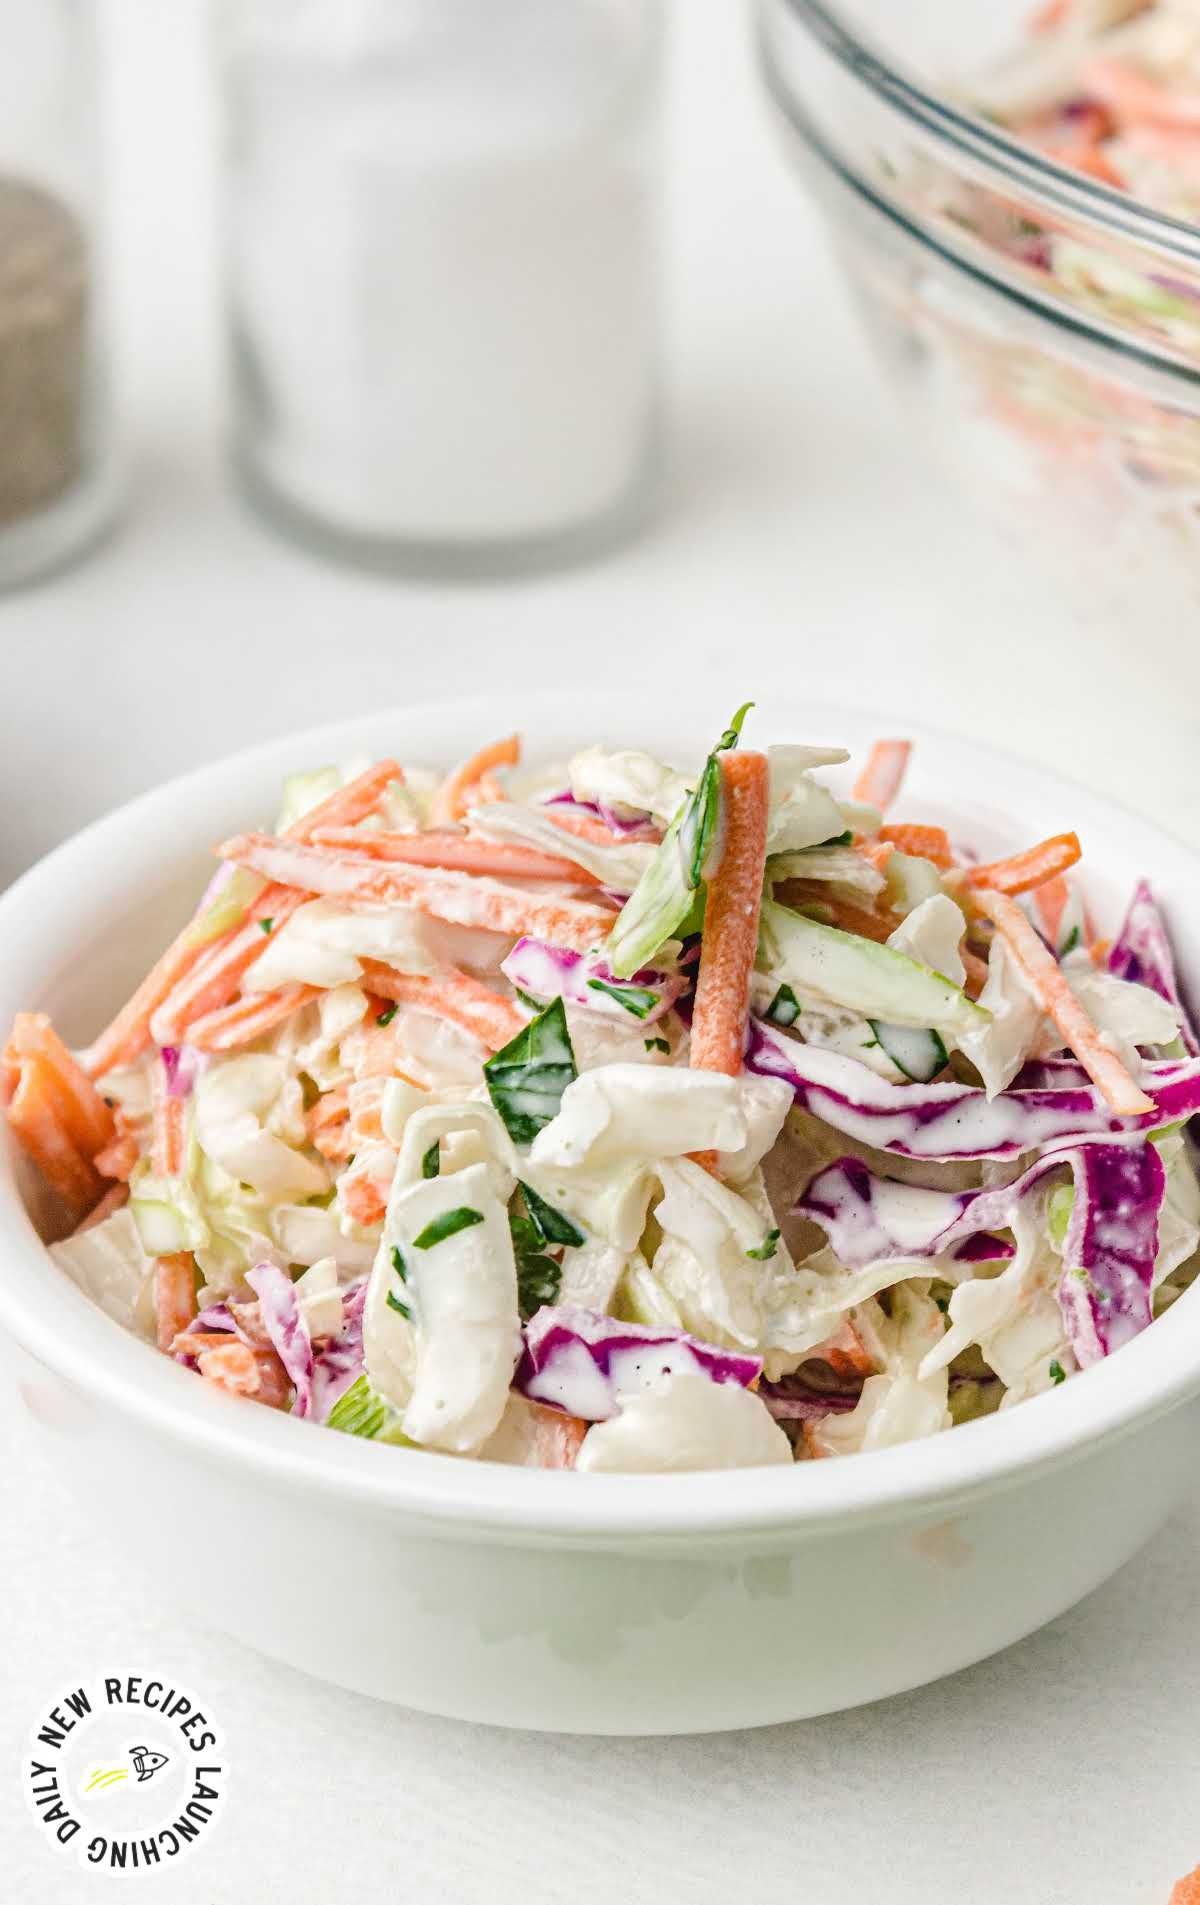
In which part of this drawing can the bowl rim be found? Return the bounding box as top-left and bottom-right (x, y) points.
(767, 0), (1200, 271)
(2, 690), (1200, 1544)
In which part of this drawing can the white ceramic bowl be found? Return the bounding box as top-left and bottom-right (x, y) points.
(3, 694), (1199, 1735)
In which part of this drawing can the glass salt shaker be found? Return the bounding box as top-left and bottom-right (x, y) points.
(0, 0), (118, 588)
(218, 0), (664, 577)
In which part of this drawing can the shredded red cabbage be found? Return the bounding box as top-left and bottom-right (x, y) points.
(501, 938), (686, 1026)
(514, 1304), (762, 1421)
(1108, 880), (1198, 1055)
(247, 1262), (313, 1416)
(799, 1142), (1166, 1367)
(746, 1021), (1200, 1160)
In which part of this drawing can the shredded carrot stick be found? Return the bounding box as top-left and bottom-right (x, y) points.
(312, 826), (602, 886)
(959, 832), (1081, 897)
(171, 1330), (240, 1355)
(308, 1085), (351, 1161)
(340, 1173), (389, 1228)
(962, 947), (991, 999)
(7, 1014), (115, 1157)
(852, 739), (911, 812)
(250, 1348), (293, 1408)
(1090, 936), (1112, 967)
(195, 1340), (261, 1396)
(1082, 57), (1200, 133)
(155, 1253), (197, 1352)
(94, 1127), (139, 1182)
(777, 890), (901, 944)
(545, 808), (662, 847)
(1169, 1864), (1200, 1905)
(72, 1181), (129, 1234)
(290, 759), (405, 843)
(813, 1317), (876, 1379)
(530, 1404), (589, 1469)
(86, 762), (402, 1077)
(879, 823), (955, 869)
(150, 1060), (186, 1177)
(361, 964), (526, 1053)
(854, 838), (896, 875)
(186, 983), (319, 1055)
(974, 889), (1153, 1116)
(148, 887), (309, 1046)
(1032, 873), (1096, 951)
(5, 1054), (105, 1222)
(689, 752), (770, 1171)
(218, 833), (617, 951)
(1029, 0), (1072, 32)
(430, 735), (521, 826)
(84, 934), (211, 1079)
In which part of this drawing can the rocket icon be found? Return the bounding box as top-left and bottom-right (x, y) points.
(129, 1746), (169, 1783)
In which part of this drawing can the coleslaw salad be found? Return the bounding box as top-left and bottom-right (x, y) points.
(5, 706), (1198, 1476)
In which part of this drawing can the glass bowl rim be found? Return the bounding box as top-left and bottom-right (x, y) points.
(766, 0), (1200, 269)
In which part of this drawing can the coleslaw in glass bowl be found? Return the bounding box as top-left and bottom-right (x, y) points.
(6, 705), (1199, 1476)
(760, 0), (1200, 614)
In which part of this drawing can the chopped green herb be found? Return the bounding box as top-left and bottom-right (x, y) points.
(934, 1295), (950, 1314)
(819, 830), (854, 848)
(513, 987), (543, 1011)
(766, 983), (801, 1028)
(717, 701), (754, 752)
(585, 977), (660, 1019)
(1048, 1359), (1067, 1386)
(745, 1227), (780, 1262)
(412, 1206), (485, 1250)
(520, 1179), (585, 1248)
(484, 996), (576, 1145)
(1061, 925), (1081, 955)
(645, 1036), (670, 1053)
(259, 918), (274, 934)
(386, 1243), (412, 1319)
(376, 1004), (397, 1027)
(516, 1254), (561, 1317)
(421, 1141), (440, 1180)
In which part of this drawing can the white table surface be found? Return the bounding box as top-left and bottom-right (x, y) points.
(3, 3), (1198, 1900)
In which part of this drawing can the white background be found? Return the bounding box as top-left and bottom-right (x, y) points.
(2, 2), (1198, 1900)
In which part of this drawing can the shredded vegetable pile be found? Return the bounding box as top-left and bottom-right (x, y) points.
(4, 713), (1199, 1473)
(963, 0), (1200, 357)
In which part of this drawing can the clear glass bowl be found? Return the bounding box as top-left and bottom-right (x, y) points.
(759, 0), (1200, 614)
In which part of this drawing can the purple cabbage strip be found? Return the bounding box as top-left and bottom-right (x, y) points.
(949, 1233), (1015, 1265)
(501, 938), (685, 1026)
(540, 790), (660, 841)
(746, 1020), (1200, 1161)
(1107, 880), (1198, 1055)
(310, 1277), (367, 1423)
(160, 1043), (206, 1099)
(247, 1262), (314, 1417)
(514, 1304), (762, 1422)
(799, 1143), (1166, 1369)
(757, 1376), (861, 1422)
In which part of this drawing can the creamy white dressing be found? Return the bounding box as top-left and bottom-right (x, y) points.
(194, 1054), (329, 1201)
(50, 1210), (156, 1342)
(365, 1160), (520, 1454)
(529, 1064), (749, 1171)
(567, 744), (690, 825)
(468, 800), (654, 891)
(887, 894), (967, 990)
(244, 896), (438, 992)
(574, 1373), (793, 1472)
